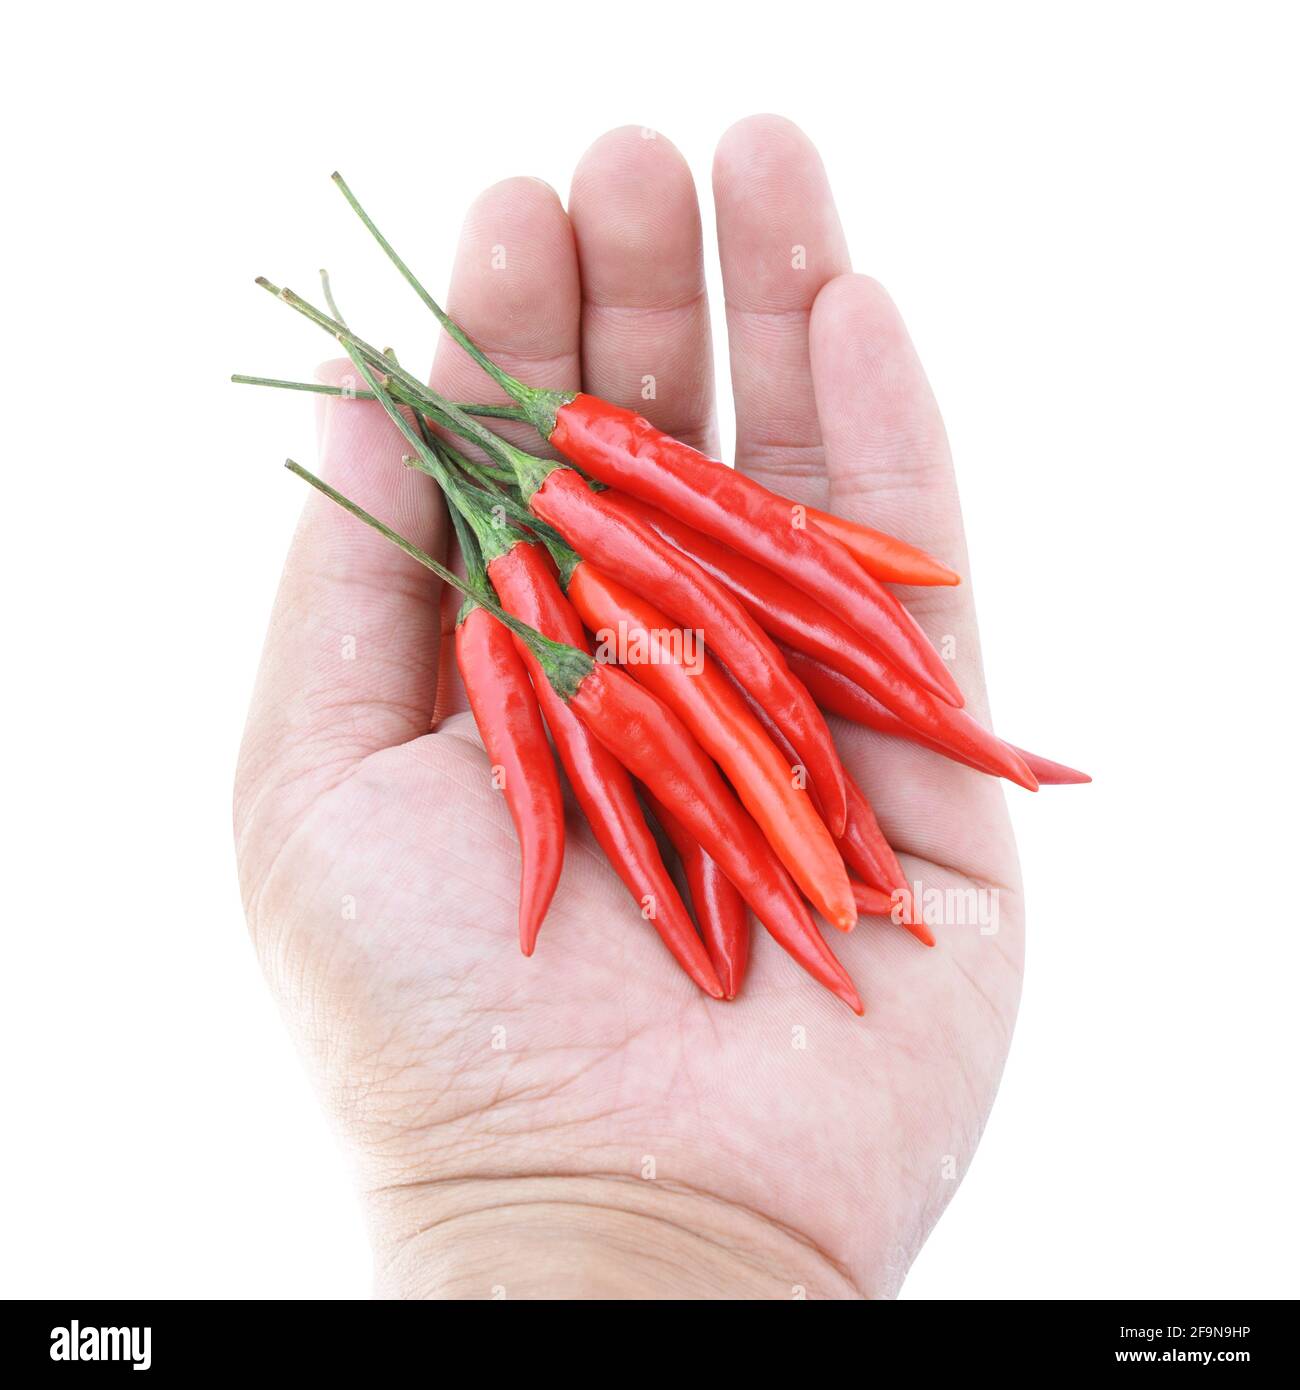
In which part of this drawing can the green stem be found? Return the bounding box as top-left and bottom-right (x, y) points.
(319, 269), (348, 329)
(339, 341), (523, 566)
(230, 373), (528, 420)
(285, 461), (592, 699)
(438, 440), (566, 542)
(442, 443), (513, 493)
(255, 276), (558, 501)
(255, 277), (433, 409)
(390, 351), (487, 623)
(438, 438), (580, 583)
(331, 172), (572, 438)
(232, 373), (378, 401)
(447, 500), (485, 627)
(540, 530), (583, 588)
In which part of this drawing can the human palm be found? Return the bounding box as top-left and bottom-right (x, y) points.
(234, 116), (1022, 1299)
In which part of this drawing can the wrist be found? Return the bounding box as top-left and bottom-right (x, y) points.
(366, 1174), (863, 1300)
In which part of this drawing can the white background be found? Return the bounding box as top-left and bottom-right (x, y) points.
(3, 0), (1297, 1299)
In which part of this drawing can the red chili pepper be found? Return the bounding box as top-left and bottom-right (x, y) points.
(806, 507), (961, 587)
(851, 880), (897, 919)
(838, 774), (908, 896)
(488, 541), (723, 999)
(528, 469), (849, 836)
(565, 662), (863, 1014)
(1009, 747), (1092, 786)
(848, 876), (934, 948)
(782, 645), (1048, 791)
(454, 606), (565, 955)
(317, 186), (955, 690)
(288, 461), (861, 1012)
(629, 497), (1037, 791)
(565, 559), (856, 930)
(545, 395), (964, 706)
(716, 656), (928, 946)
(644, 791), (749, 1000)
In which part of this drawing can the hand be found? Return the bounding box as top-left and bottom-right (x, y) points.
(234, 116), (1023, 1300)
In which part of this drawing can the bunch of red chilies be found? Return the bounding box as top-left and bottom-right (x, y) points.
(242, 174), (1088, 1016)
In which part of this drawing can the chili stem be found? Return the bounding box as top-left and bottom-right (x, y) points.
(232, 373), (379, 401)
(230, 372), (528, 421)
(284, 460), (590, 696)
(255, 277), (550, 492)
(331, 172), (570, 435)
(319, 268), (348, 328)
(383, 345), (487, 618)
(255, 277), (440, 417)
(338, 341), (525, 563)
(439, 440), (566, 541)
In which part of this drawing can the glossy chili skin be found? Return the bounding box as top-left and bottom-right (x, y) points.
(807, 506), (960, 587)
(528, 468), (848, 836)
(781, 644), (1038, 790)
(566, 661), (863, 1014)
(839, 773), (908, 897)
(841, 784), (934, 947)
(847, 876), (935, 947)
(1008, 747), (1091, 786)
(487, 541), (723, 998)
(719, 658), (921, 944)
(455, 607), (565, 955)
(630, 497), (1036, 791)
(644, 791), (749, 1001)
(566, 560), (855, 931)
(851, 881), (898, 919)
(548, 394), (963, 706)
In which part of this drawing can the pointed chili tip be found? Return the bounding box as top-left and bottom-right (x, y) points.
(1007, 746), (1090, 785)
(910, 921), (938, 948)
(841, 984), (866, 1016)
(1002, 748), (1040, 791)
(1042, 766), (1092, 785)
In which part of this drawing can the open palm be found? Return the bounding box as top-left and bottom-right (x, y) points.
(234, 116), (1023, 1300)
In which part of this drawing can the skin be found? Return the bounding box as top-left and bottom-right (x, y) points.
(234, 116), (1023, 1300)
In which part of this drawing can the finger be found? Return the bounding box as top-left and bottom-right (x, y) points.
(808, 274), (1015, 872)
(239, 358), (445, 812)
(427, 178), (581, 719)
(713, 115), (851, 497)
(809, 273), (982, 705)
(569, 126), (717, 454)
(431, 176), (581, 454)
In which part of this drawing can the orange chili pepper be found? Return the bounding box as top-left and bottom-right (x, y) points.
(806, 506), (960, 587)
